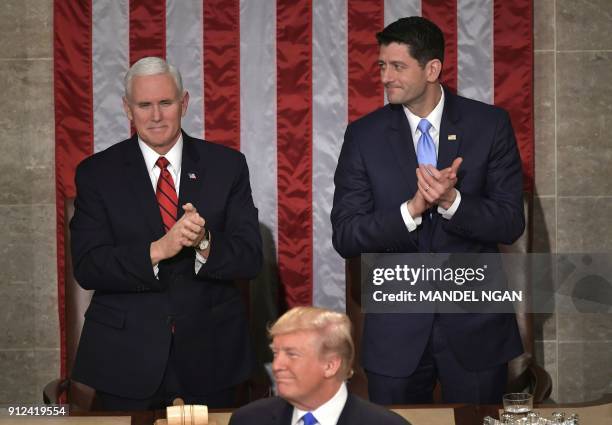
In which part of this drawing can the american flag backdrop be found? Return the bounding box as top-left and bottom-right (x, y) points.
(54, 0), (533, 378)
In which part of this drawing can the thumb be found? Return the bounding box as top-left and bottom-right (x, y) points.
(182, 203), (196, 213)
(450, 157), (463, 175)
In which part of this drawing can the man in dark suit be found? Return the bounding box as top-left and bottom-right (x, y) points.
(70, 57), (262, 410)
(331, 17), (525, 404)
(229, 307), (409, 425)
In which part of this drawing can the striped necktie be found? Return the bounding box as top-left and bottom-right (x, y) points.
(155, 156), (178, 232)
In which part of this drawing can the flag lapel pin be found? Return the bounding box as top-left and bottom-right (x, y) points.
(448, 134), (457, 141)
(188, 172), (197, 180)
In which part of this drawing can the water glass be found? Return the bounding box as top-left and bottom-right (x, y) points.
(503, 392), (533, 417)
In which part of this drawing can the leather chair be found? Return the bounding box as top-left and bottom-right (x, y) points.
(499, 195), (552, 402)
(345, 195), (552, 403)
(43, 198), (96, 410)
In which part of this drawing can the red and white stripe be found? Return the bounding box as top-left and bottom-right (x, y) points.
(55, 0), (533, 377)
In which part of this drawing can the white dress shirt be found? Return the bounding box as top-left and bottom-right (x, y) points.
(291, 383), (348, 425)
(400, 85), (462, 232)
(138, 135), (206, 274)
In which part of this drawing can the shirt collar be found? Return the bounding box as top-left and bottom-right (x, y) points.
(292, 383), (348, 425)
(403, 84), (445, 138)
(138, 133), (183, 174)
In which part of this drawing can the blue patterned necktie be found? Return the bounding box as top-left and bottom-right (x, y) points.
(301, 412), (318, 425)
(417, 118), (437, 167)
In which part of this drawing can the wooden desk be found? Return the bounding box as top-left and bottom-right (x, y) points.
(68, 405), (486, 425)
(64, 401), (612, 425)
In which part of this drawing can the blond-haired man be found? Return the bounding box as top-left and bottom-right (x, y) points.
(229, 307), (408, 425)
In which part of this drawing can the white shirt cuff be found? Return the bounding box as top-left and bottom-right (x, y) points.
(194, 249), (208, 274)
(401, 202), (422, 232)
(155, 250), (208, 276)
(437, 189), (461, 219)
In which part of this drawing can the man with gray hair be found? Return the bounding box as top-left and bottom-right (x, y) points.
(70, 56), (262, 410)
(229, 307), (409, 425)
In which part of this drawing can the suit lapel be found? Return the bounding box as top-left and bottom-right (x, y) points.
(281, 400), (294, 425)
(122, 135), (165, 238)
(429, 87), (463, 238)
(336, 393), (357, 425)
(437, 87), (463, 171)
(265, 398), (293, 425)
(387, 104), (418, 194)
(177, 132), (203, 220)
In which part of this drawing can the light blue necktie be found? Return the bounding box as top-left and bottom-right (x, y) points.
(417, 118), (437, 167)
(301, 412), (318, 425)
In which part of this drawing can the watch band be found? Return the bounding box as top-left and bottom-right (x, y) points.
(197, 228), (211, 251)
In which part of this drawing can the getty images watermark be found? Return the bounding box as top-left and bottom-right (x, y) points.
(361, 253), (612, 314)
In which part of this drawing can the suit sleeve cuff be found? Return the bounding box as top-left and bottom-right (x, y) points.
(401, 202), (422, 232)
(437, 189), (461, 219)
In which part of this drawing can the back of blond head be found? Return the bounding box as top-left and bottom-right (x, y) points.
(269, 306), (354, 380)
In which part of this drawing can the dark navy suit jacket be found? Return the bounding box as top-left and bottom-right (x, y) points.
(331, 88), (524, 376)
(228, 393), (409, 425)
(70, 131), (262, 398)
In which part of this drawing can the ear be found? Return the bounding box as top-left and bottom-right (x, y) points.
(181, 91), (190, 117)
(322, 354), (342, 379)
(426, 59), (442, 83)
(122, 96), (133, 121)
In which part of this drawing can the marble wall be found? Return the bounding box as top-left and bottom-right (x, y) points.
(0, 0), (610, 405)
(533, 0), (612, 403)
(0, 0), (59, 404)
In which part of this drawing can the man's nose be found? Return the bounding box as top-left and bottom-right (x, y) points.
(380, 66), (393, 84)
(272, 353), (285, 371)
(151, 104), (162, 121)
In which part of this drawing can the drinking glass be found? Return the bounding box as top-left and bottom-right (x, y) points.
(503, 392), (533, 418)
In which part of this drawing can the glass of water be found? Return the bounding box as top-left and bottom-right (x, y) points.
(503, 392), (533, 418)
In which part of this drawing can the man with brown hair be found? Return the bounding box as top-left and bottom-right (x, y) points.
(331, 16), (524, 404)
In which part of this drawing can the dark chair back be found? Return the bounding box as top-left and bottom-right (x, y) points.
(43, 198), (96, 410)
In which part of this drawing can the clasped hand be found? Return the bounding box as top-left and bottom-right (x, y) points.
(151, 203), (206, 264)
(407, 157), (463, 217)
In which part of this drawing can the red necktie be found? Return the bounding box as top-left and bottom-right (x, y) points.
(155, 157), (178, 232)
